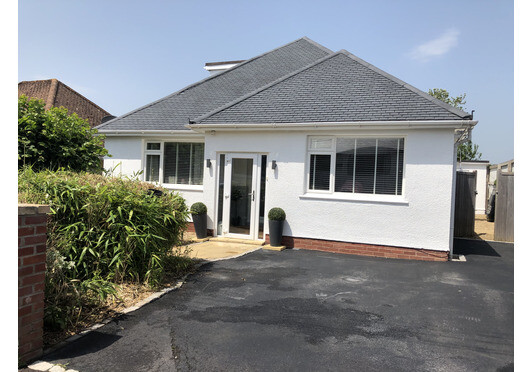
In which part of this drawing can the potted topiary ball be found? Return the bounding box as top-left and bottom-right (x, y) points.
(190, 202), (208, 239)
(268, 207), (286, 247)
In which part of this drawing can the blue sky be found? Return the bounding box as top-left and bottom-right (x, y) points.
(18, 0), (514, 163)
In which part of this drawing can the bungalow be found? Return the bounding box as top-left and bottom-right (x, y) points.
(96, 37), (477, 261)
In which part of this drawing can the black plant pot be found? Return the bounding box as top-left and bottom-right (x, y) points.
(269, 220), (284, 247)
(192, 214), (207, 239)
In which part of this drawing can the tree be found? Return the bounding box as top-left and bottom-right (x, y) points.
(18, 95), (109, 172)
(428, 88), (466, 110)
(456, 140), (482, 161)
(428, 88), (482, 161)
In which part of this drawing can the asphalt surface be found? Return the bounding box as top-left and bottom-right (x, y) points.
(41, 239), (514, 371)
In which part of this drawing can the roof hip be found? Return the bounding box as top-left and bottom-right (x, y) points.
(96, 37), (332, 131)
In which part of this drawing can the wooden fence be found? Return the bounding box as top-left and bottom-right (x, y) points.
(494, 170), (514, 242)
(454, 171), (477, 237)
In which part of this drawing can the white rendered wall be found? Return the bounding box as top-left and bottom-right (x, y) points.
(457, 161), (489, 214)
(102, 129), (456, 251)
(102, 136), (205, 218)
(103, 137), (143, 179)
(203, 128), (456, 252)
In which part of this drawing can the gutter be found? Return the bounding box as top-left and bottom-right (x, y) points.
(186, 120), (478, 132)
(97, 130), (201, 137)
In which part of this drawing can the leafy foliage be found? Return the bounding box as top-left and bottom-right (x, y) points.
(190, 202), (207, 215)
(428, 88), (482, 161)
(18, 95), (109, 172)
(428, 88), (466, 110)
(268, 207), (286, 221)
(19, 167), (191, 330)
(457, 140), (482, 161)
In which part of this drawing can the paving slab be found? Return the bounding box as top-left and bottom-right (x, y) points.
(180, 240), (263, 261)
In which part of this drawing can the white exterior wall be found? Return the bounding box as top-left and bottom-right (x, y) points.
(203, 128), (455, 252)
(103, 137), (143, 178)
(102, 136), (205, 220)
(457, 161), (489, 214)
(102, 128), (456, 252)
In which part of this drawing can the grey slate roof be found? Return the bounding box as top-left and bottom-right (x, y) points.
(194, 50), (471, 124)
(96, 37), (332, 131)
(97, 37), (471, 132)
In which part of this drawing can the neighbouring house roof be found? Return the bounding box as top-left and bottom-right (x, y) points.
(18, 79), (112, 128)
(97, 37), (472, 133)
(96, 37), (332, 132)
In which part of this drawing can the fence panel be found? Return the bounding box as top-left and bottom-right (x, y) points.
(494, 170), (514, 242)
(454, 171), (477, 237)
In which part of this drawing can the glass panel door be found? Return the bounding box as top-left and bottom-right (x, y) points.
(222, 154), (259, 239)
(229, 158), (253, 235)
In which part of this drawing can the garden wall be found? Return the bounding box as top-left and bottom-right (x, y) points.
(18, 204), (49, 364)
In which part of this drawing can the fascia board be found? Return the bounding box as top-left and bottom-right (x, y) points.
(97, 130), (202, 137)
(186, 120), (478, 132)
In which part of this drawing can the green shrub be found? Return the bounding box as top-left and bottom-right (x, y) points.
(19, 167), (190, 330)
(268, 207), (286, 221)
(18, 95), (109, 172)
(190, 202), (207, 215)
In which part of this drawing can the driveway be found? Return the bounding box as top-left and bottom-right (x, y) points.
(40, 239), (513, 371)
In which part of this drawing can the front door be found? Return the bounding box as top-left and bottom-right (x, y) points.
(222, 153), (260, 239)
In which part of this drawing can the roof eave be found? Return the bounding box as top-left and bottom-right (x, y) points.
(186, 120), (478, 132)
(97, 129), (199, 137)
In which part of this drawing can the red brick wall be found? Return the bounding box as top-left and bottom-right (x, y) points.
(18, 204), (50, 364)
(186, 222), (214, 237)
(265, 234), (448, 262)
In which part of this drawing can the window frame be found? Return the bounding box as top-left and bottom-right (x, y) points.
(142, 139), (205, 189)
(143, 141), (163, 184)
(305, 135), (406, 198)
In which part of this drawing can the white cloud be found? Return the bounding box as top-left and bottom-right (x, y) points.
(409, 28), (460, 62)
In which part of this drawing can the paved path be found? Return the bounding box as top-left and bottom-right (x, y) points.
(36, 240), (513, 371)
(180, 239), (263, 261)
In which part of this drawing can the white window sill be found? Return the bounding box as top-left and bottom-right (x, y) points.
(162, 184), (204, 192)
(299, 192), (409, 205)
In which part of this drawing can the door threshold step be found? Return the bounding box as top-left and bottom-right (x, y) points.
(210, 237), (265, 246)
(263, 245), (286, 251)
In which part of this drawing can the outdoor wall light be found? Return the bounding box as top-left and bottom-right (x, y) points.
(272, 160), (277, 170)
(206, 159), (212, 168)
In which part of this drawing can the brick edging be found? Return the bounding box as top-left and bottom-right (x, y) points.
(265, 235), (448, 262)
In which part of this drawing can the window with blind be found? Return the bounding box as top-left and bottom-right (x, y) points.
(309, 154), (331, 191)
(308, 137), (404, 196)
(163, 142), (204, 185)
(145, 154), (160, 182)
(144, 141), (204, 185)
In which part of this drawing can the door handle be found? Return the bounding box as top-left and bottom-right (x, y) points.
(249, 191), (255, 201)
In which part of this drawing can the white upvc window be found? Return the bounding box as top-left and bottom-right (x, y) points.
(306, 136), (405, 196)
(143, 141), (204, 186)
(144, 142), (162, 183)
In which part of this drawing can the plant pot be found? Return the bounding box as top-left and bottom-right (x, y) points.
(268, 219), (284, 247)
(192, 214), (207, 239)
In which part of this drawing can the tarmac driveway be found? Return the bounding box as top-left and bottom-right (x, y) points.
(41, 239), (513, 371)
